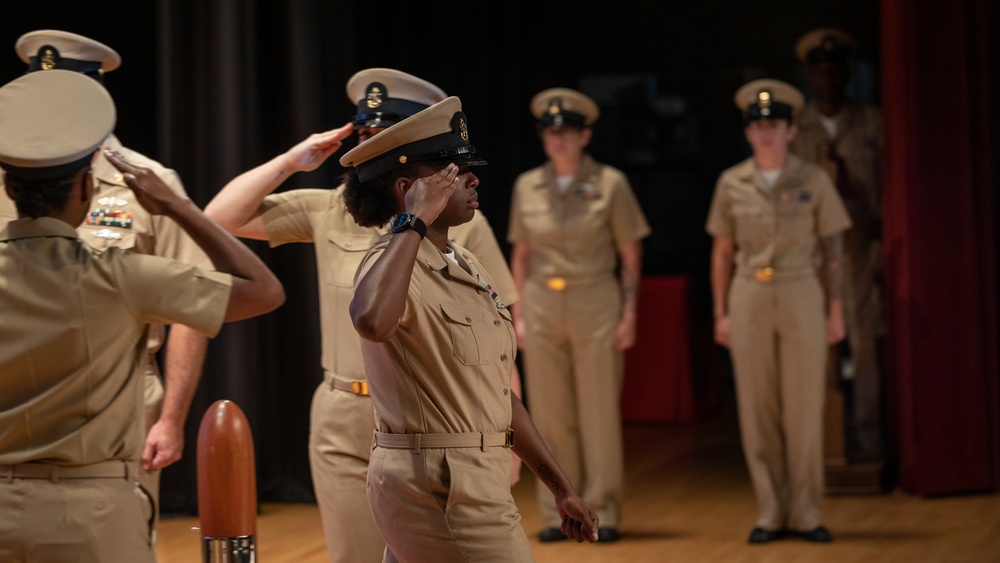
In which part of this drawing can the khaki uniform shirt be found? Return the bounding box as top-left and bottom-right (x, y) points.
(262, 186), (382, 381)
(355, 237), (516, 435)
(790, 101), (882, 233)
(705, 155), (852, 273)
(508, 154), (650, 280)
(0, 218), (231, 466)
(261, 186), (518, 380)
(0, 135), (212, 358)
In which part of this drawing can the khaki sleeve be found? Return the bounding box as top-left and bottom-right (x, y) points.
(608, 174), (651, 246)
(114, 252), (233, 338)
(353, 240), (420, 327)
(814, 172), (853, 237)
(261, 188), (330, 247)
(705, 176), (733, 238)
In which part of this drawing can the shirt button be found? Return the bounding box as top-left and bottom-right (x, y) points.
(465, 316), (472, 322)
(494, 319), (501, 326)
(503, 388), (509, 395)
(500, 354), (507, 361)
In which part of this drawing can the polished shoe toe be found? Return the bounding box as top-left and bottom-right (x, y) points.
(800, 526), (833, 542)
(748, 527), (784, 544)
(597, 527), (620, 542)
(538, 527), (567, 542)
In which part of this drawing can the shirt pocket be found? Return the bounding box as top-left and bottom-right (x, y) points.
(78, 226), (138, 252)
(730, 202), (770, 249)
(325, 230), (380, 287)
(440, 303), (487, 366)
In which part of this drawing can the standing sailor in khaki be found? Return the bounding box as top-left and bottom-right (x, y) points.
(706, 79), (851, 544)
(790, 28), (885, 459)
(508, 88), (650, 543)
(0, 30), (214, 522)
(0, 70), (283, 563)
(206, 68), (521, 563)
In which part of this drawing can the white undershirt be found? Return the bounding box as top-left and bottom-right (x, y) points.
(556, 175), (574, 194)
(819, 112), (843, 138)
(760, 168), (782, 189)
(443, 248), (459, 265)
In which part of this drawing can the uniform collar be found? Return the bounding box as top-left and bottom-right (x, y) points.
(415, 236), (484, 291)
(0, 216), (81, 242)
(799, 100), (864, 135)
(734, 153), (808, 191)
(538, 153), (600, 191)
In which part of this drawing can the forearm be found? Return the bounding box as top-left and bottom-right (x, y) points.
(617, 241), (642, 319)
(204, 153), (293, 238)
(158, 325), (208, 426)
(510, 394), (577, 500)
(350, 231), (422, 342)
(820, 233), (845, 308)
(710, 238), (735, 319)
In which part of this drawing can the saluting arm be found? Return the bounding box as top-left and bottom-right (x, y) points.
(204, 123), (354, 239)
(105, 149), (284, 322)
(351, 164), (459, 342)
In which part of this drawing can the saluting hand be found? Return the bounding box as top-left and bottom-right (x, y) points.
(283, 122), (354, 173)
(403, 163), (459, 227)
(104, 148), (185, 216)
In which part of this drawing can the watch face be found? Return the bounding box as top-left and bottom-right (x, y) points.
(391, 213), (411, 233)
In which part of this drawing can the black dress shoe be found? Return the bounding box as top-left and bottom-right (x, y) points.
(538, 527), (567, 542)
(799, 526), (833, 542)
(748, 527), (784, 544)
(597, 527), (620, 542)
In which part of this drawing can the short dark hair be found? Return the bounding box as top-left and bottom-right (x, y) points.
(342, 164), (418, 228)
(3, 167), (83, 218)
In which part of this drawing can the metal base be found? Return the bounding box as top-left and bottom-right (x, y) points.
(203, 535), (256, 563)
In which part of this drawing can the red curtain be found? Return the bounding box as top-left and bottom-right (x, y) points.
(881, 0), (999, 494)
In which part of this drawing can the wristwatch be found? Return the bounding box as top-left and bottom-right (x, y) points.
(390, 212), (427, 239)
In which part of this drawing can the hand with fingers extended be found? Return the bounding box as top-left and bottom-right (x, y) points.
(283, 122), (354, 173)
(403, 163), (459, 227)
(103, 148), (187, 216)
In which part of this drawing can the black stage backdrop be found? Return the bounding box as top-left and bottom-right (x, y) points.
(17, 0), (993, 514)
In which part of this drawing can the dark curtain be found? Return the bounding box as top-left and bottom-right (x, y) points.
(881, 0), (1000, 494)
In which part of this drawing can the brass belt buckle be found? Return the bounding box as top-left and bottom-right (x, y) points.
(505, 429), (516, 448)
(352, 381), (370, 396)
(755, 267), (774, 283)
(547, 277), (567, 291)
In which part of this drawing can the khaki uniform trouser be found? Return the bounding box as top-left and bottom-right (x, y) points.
(368, 445), (532, 563)
(0, 462), (154, 562)
(309, 374), (385, 563)
(522, 275), (624, 529)
(729, 275), (827, 531)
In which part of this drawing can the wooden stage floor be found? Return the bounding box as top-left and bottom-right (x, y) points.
(157, 405), (1000, 562)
